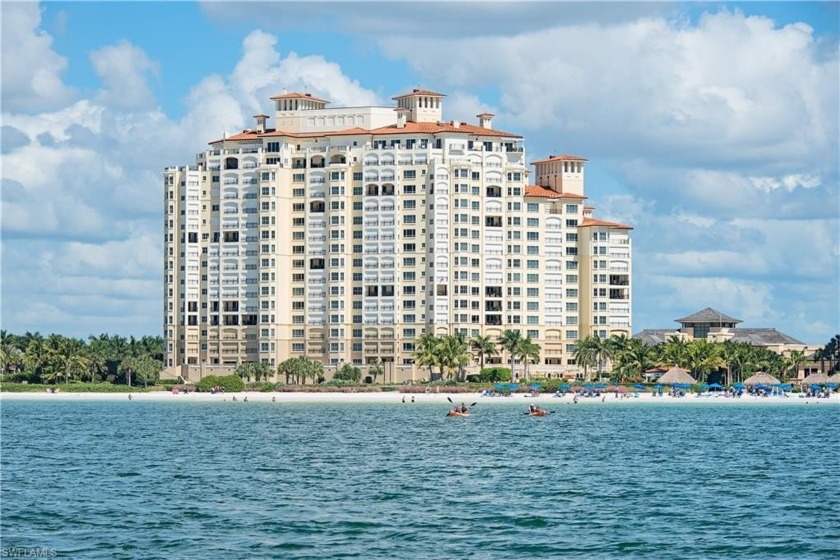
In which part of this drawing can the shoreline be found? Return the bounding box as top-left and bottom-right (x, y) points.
(1, 391), (837, 406)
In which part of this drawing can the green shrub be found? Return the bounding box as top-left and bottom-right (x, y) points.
(319, 379), (359, 387)
(479, 367), (512, 382)
(196, 375), (244, 393)
(0, 383), (142, 393)
(246, 382), (276, 392)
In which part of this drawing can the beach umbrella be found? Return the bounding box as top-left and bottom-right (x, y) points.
(657, 367), (697, 386)
(827, 383), (837, 389)
(743, 372), (781, 386)
(810, 384), (823, 390)
(653, 384), (663, 390)
(732, 383), (746, 390)
(632, 383), (647, 391)
(530, 384), (542, 391)
(801, 372), (829, 386)
(708, 383), (723, 390)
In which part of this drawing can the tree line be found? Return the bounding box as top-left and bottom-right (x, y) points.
(411, 330), (839, 385)
(2, 329), (837, 387)
(0, 331), (164, 387)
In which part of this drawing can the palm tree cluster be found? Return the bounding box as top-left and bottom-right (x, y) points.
(1, 330), (163, 386)
(276, 356), (324, 385)
(574, 334), (819, 385)
(814, 335), (840, 374)
(412, 330), (540, 381)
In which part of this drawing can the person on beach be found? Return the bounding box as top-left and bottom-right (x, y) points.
(128, 394), (132, 401)
(244, 396), (248, 402)
(272, 396), (276, 403)
(573, 395), (579, 404)
(402, 396), (405, 403)
(411, 396), (415, 403)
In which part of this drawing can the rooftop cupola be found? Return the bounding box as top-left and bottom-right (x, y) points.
(477, 112), (495, 129)
(395, 108), (408, 129)
(253, 113), (269, 133)
(392, 88), (445, 123)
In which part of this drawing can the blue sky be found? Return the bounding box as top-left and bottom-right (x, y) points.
(1, 1), (838, 344)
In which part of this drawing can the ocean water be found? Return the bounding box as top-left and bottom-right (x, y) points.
(1, 399), (838, 559)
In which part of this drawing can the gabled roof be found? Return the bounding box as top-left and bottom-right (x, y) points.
(579, 217), (633, 230)
(523, 185), (586, 199)
(531, 154), (588, 164)
(676, 307), (741, 324)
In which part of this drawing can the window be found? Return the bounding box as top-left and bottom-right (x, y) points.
(403, 170), (416, 179)
(404, 185), (416, 194)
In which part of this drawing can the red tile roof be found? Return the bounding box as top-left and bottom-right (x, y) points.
(368, 121), (521, 138)
(209, 120), (522, 144)
(392, 88), (446, 99)
(531, 154), (588, 164)
(579, 217), (633, 230)
(524, 186), (587, 199)
(270, 92), (330, 104)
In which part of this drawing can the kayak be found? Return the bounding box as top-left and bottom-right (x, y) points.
(447, 411), (471, 417)
(527, 410), (548, 417)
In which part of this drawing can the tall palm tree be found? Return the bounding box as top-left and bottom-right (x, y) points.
(518, 338), (541, 379)
(368, 357), (384, 384)
(783, 350), (808, 382)
(470, 335), (498, 373)
(612, 338), (653, 383)
(660, 335), (689, 369)
(414, 333), (442, 380)
(499, 330), (524, 379)
(587, 334), (614, 381)
(573, 336), (598, 381)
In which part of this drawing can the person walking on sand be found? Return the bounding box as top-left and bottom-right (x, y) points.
(128, 394), (132, 401)
(402, 396), (405, 403)
(272, 396), (276, 403)
(411, 396), (415, 403)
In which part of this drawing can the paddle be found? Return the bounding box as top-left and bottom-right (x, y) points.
(447, 396), (477, 407)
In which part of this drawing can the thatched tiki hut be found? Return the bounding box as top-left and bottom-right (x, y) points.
(743, 371), (781, 386)
(829, 373), (840, 384)
(800, 372), (829, 385)
(658, 366), (697, 385)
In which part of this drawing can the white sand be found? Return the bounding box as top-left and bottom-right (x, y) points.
(1, 390), (837, 406)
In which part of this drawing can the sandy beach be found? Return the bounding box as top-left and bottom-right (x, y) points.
(2, 390), (837, 406)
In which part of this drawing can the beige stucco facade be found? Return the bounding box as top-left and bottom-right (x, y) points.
(163, 89), (633, 382)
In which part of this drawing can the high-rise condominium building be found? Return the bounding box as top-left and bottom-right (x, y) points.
(163, 89), (632, 382)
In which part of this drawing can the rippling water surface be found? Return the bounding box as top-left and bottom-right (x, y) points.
(2, 400), (838, 559)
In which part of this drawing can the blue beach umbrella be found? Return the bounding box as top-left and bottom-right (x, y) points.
(632, 383), (646, 390)
(530, 384), (542, 391)
(653, 384), (663, 390)
(827, 383), (837, 389)
(708, 383), (723, 390)
(732, 383), (746, 390)
(558, 384), (570, 390)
